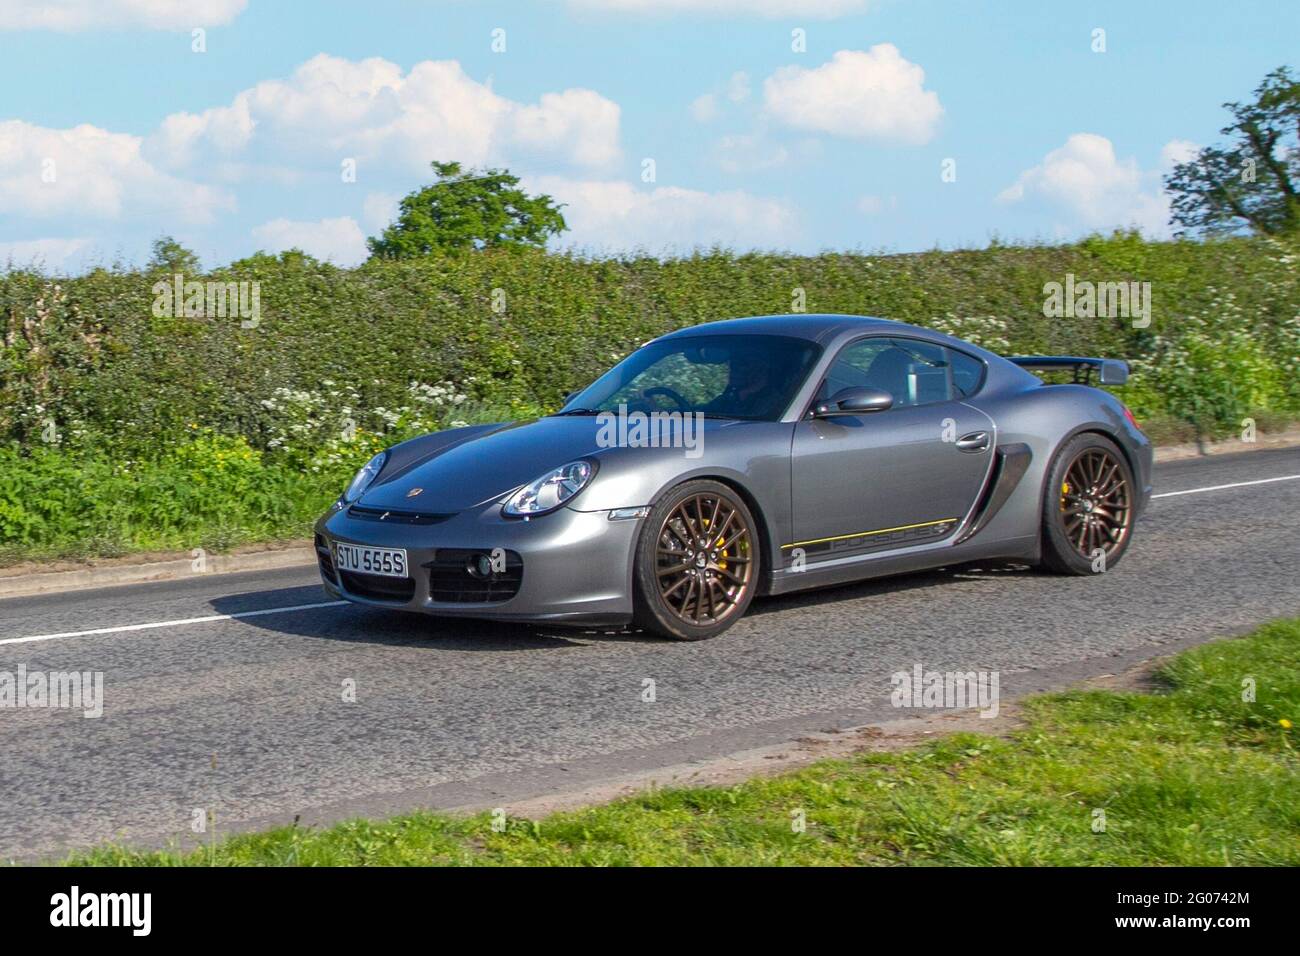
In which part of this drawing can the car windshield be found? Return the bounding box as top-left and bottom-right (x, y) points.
(558, 334), (822, 422)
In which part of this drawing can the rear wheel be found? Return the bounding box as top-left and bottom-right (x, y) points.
(1040, 433), (1135, 574)
(632, 480), (760, 640)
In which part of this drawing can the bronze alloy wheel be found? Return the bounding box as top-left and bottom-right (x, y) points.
(1058, 446), (1132, 558)
(654, 492), (755, 627)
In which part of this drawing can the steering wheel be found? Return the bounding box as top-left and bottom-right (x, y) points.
(639, 386), (690, 411)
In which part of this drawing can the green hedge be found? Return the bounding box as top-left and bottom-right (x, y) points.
(4, 232), (1299, 456)
(1, 232), (1298, 559)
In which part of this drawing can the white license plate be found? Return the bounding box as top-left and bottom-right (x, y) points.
(334, 543), (409, 579)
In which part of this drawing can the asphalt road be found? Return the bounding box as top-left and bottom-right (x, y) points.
(2, 447), (1298, 861)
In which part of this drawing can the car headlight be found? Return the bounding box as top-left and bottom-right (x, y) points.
(502, 460), (596, 517)
(342, 451), (388, 504)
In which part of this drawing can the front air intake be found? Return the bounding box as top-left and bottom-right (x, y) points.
(428, 549), (523, 603)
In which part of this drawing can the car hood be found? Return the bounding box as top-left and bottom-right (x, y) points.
(357, 416), (730, 513)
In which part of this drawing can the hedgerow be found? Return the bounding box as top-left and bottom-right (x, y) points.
(1, 232), (1297, 559)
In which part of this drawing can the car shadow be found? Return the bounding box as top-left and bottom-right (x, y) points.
(208, 586), (655, 650)
(209, 559), (1037, 650)
(746, 558), (1038, 618)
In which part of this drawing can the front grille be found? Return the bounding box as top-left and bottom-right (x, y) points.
(315, 533), (338, 585)
(428, 549), (523, 603)
(347, 505), (453, 525)
(339, 570), (416, 603)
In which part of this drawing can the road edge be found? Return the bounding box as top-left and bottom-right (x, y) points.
(1151, 425), (1300, 463)
(0, 547), (316, 600)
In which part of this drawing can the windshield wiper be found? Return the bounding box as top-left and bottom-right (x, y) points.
(550, 407), (603, 416)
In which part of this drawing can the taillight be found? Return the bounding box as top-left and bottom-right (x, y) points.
(1123, 405), (1142, 432)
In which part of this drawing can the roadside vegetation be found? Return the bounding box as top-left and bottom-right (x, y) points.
(64, 618), (1299, 867)
(3, 231), (1299, 565)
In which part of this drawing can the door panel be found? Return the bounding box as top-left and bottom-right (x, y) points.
(790, 400), (994, 561)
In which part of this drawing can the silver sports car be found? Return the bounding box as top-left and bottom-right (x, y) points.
(315, 314), (1152, 640)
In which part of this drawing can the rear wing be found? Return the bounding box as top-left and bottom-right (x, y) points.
(1007, 355), (1129, 386)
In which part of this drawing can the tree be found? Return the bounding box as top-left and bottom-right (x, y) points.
(1165, 66), (1300, 236)
(367, 161), (568, 258)
(229, 248), (324, 272)
(147, 236), (202, 274)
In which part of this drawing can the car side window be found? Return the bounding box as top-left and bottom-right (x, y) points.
(947, 347), (985, 398)
(816, 337), (983, 408)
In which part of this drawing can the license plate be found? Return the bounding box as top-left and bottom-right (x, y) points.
(334, 543), (409, 579)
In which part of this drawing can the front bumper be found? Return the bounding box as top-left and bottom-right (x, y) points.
(314, 500), (641, 626)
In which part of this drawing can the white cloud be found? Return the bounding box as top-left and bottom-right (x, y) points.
(0, 236), (91, 269)
(1160, 138), (1199, 169)
(147, 54), (622, 175)
(530, 176), (799, 252)
(150, 97), (255, 168)
(0, 0), (245, 30)
(565, 0), (871, 16)
(763, 46), (943, 145)
(713, 132), (789, 174)
(690, 94), (719, 123)
(509, 89), (621, 166)
(0, 120), (233, 222)
(727, 71), (752, 103)
(691, 73), (750, 123)
(251, 216), (369, 266)
(998, 133), (1175, 236)
(362, 192), (400, 233)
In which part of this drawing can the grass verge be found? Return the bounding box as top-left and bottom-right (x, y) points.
(66, 619), (1298, 867)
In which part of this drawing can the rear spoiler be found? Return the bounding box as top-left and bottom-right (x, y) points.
(1007, 355), (1129, 386)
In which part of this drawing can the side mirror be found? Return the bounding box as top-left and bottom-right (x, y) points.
(814, 386), (894, 417)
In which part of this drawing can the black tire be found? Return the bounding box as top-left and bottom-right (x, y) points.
(1040, 432), (1136, 575)
(632, 480), (761, 641)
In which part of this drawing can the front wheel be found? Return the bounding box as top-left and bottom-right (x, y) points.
(632, 480), (761, 640)
(1040, 433), (1136, 574)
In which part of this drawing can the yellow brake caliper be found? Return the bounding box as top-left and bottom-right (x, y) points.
(703, 512), (729, 570)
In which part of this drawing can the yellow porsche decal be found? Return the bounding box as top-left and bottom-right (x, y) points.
(781, 517), (958, 550)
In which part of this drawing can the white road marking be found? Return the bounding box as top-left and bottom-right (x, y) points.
(0, 601), (348, 648)
(2, 472), (1297, 649)
(1152, 474), (1300, 499)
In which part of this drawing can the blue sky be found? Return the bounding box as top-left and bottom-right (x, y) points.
(0, 0), (1293, 272)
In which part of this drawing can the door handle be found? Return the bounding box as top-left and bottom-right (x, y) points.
(955, 431), (990, 452)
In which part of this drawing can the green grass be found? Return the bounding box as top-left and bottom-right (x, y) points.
(0, 440), (336, 567)
(64, 619), (1300, 867)
(0, 400), (539, 567)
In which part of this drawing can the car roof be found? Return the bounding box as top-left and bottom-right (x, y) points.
(660, 314), (916, 345)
